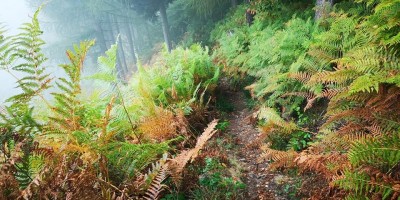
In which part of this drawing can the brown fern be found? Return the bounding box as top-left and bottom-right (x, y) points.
(259, 145), (298, 170)
(139, 107), (177, 142)
(144, 165), (168, 200)
(166, 119), (218, 185)
(288, 72), (312, 84)
(295, 152), (349, 180)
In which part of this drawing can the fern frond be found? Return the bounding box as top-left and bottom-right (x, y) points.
(49, 40), (95, 132)
(167, 119), (218, 185)
(144, 165), (168, 200)
(6, 6), (51, 106)
(348, 132), (400, 171)
(287, 72), (312, 84)
(295, 152), (349, 180)
(259, 145), (298, 170)
(139, 107), (177, 142)
(257, 106), (298, 134)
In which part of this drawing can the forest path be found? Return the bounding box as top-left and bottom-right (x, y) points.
(221, 82), (287, 200)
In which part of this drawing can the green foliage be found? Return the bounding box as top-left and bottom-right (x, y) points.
(336, 132), (400, 199)
(167, 0), (233, 46)
(349, 132), (400, 172)
(213, 0), (400, 199)
(191, 157), (246, 200)
(103, 142), (170, 180)
(266, 132), (291, 151)
(0, 7), (220, 199)
(127, 44), (219, 116)
(129, 0), (173, 20)
(337, 170), (395, 200)
(6, 7), (51, 106)
(216, 120), (230, 132)
(287, 131), (311, 151)
(49, 40), (95, 132)
(0, 8), (49, 189)
(279, 179), (302, 200)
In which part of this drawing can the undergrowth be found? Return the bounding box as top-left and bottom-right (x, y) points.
(0, 7), (220, 199)
(212, 0), (400, 199)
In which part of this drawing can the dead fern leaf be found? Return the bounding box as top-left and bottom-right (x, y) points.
(166, 119), (218, 186)
(259, 145), (298, 170)
(139, 107), (176, 142)
(144, 165), (168, 200)
(288, 72), (312, 84)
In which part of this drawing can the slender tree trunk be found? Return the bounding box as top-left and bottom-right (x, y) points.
(131, 24), (141, 54)
(315, 0), (334, 20)
(95, 21), (107, 54)
(159, 3), (172, 52)
(231, 0), (237, 7)
(122, 0), (138, 72)
(126, 23), (138, 71)
(112, 14), (129, 76)
(108, 14), (125, 79)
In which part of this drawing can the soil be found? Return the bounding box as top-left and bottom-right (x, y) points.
(219, 82), (289, 200)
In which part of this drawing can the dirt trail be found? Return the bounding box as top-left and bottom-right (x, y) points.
(222, 86), (287, 200)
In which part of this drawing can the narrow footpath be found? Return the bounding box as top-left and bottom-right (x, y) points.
(221, 84), (288, 200)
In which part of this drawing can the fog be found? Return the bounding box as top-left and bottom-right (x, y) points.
(0, 0), (30, 103)
(0, 0), (232, 105)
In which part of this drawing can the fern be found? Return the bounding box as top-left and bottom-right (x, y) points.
(336, 169), (398, 200)
(348, 132), (400, 172)
(167, 119), (218, 185)
(6, 7), (51, 106)
(103, 142), (170, 180)
(0, 8), (50, 190)
(144, 163), (168, 200)
(48, 40), (95, 132)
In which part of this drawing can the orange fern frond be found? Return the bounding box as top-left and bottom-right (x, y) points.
(166, 120), (218, 185)
(259, 146), (298, 170)
(144, 165), (168, 200)
(295, 152), (349, 180)
(139, 108), (177, 142)
(288, 72), (312, 84)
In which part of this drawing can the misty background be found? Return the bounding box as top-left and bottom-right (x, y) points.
(0, 0), (237, 104)
(0, 0), (30, 103)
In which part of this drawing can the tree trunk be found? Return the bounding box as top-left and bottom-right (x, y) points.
(125, 23), (137, 72)
(95, 21), (107, 54)
(123, 0), (138, 72)
(315, 0), (334, 20)
(159, 3), (172, 52)
(108, 14), (125, 79)
(231, 0), (237, 7)
(112, 14), (129, 76)
(131, 24), (141, 54)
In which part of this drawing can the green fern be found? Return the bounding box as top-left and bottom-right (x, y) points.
(103, 142), (170, 181)
(348, 132), (400, 171)
(48, 40), (95, 131)
(0, 8), (49, 190)
(337, 170), (396, 200)
(6, 7), (51, 106)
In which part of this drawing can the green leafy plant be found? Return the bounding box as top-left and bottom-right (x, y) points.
(212, 0), (400, 199)
(287, 131), (312, 151)
(0, 6), (221, 199)
(216, 120), (230, 132)
(191, 157), (246, 200)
